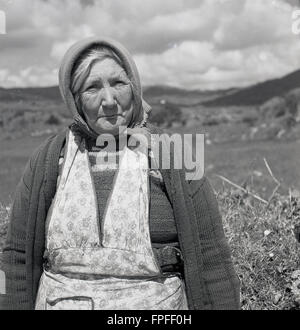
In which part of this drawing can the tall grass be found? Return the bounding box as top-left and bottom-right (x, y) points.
(218, 188), (300, 310)
(0, 189), (299, 310)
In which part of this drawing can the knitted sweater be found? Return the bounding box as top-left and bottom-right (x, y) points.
(88, 164), (177, 244)
(68, 142), (178, 244)
(1, 124), (240, 310)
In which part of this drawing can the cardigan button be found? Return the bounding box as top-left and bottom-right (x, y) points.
(175, 250), (183, 268)
(175, 250), (182, 260)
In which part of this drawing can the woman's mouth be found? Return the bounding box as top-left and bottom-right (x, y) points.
(98, 114), (120, 119)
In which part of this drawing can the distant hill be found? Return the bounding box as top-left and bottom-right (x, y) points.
(0, 86), (62, 103)
(143, 85), (224, 98)
(0, 84), (235, 106)
(1, 68), (300, 107)
(143, 85), (238, 106)
(203, 69), (300, 107)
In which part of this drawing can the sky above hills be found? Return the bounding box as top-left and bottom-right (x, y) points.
(0, 0), (300, 90)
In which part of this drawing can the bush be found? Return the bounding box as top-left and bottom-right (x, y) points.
(242, 115), (257, 126)
(45, 113), (61, 125)
(149, 102), (183, 128)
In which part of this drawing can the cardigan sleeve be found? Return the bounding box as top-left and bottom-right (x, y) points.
(190, 176), (241, 310)
(0, 143), (46, 310)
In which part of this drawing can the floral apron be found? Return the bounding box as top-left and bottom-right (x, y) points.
(35, 129), (188, 310)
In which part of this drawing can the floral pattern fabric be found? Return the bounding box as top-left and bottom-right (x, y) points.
(35, 129), (188, 310)
(35, 271), (188, 310)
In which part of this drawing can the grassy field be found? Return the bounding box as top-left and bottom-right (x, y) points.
(0, 134), (48, 205)
(0, 184), (299, 309)
(219, 189), (300, 310)
(1, 128), (300, 203)
(0, 129), (299, 309)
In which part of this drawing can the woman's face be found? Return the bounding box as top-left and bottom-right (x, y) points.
(79, 57), (133, 136)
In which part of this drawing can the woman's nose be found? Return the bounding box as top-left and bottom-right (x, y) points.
(102, 87), (116, 108)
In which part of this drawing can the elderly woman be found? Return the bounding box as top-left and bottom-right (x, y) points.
(1, 37), (240, 310)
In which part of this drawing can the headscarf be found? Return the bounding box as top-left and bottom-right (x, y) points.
(58, 36), (151, 140)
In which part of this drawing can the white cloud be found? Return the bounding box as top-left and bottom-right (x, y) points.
(50, 25), (95, 61)
(213, 0), (294, 50)
(0, 69), (9, 82)
(0, 0), (299, 89)
(135, 37), (300, 90)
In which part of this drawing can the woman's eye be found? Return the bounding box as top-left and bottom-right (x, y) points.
(85, 85), (98, 92)
(114, 80), (125, 87)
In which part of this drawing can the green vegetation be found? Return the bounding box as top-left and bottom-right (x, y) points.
(218, 188), (300, 310)
(148, 101), (183, 128)
(0, 186), (299, 309)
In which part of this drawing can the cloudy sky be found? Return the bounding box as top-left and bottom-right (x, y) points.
(0, 0), (300, 90)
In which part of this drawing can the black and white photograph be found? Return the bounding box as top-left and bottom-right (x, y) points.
(0, 0), (299, 314)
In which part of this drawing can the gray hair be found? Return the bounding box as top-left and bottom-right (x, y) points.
(71, 46), (125, 111)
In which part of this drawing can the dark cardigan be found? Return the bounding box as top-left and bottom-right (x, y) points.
(1, 124), (240, 310)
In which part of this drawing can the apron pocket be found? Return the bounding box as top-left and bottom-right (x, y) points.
(46, 296), (94, 310)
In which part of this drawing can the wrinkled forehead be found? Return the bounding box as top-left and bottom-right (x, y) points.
(87, 58), (127, 80)
(71, 45), (129, 92)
